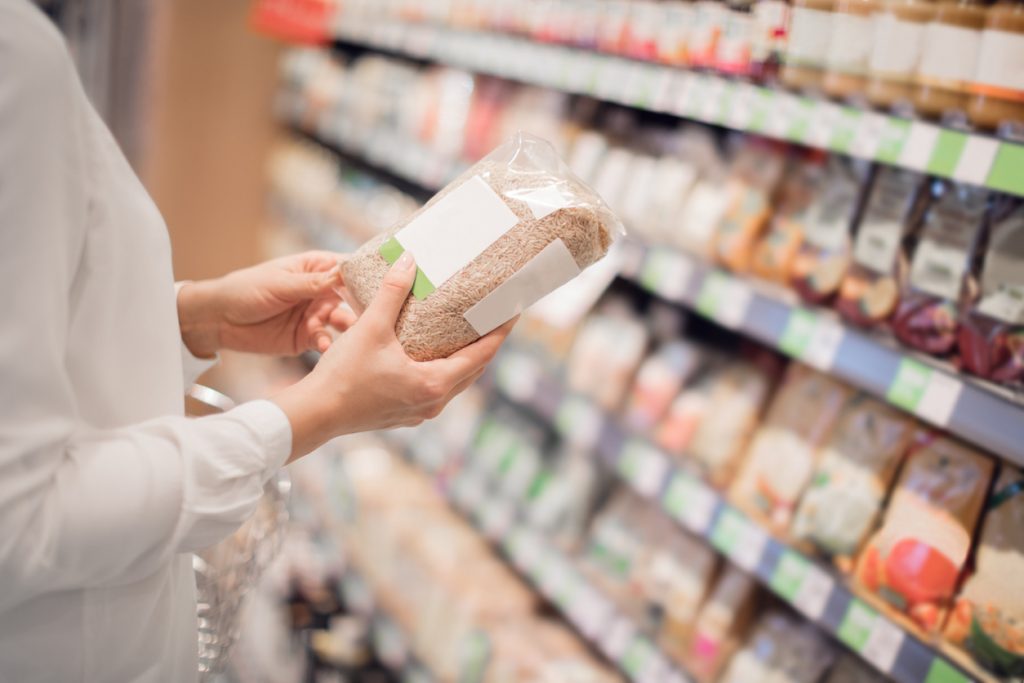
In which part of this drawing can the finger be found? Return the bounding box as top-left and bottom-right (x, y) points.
(423, 317), (517, 383)
(314, 331), (333, 353)
(363, 252), (416, 334)
(329, 305), (358, 331)
(292, 250), (348, 273)
(277, 266), (343, 302)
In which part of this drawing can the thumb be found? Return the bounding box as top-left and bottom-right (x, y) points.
(277, 266), (341, 301)
(365, 251), (416, 334)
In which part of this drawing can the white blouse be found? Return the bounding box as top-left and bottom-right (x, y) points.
(0, 2), (293, 681)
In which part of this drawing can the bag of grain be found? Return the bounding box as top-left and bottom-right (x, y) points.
(341, 132), (624, 361)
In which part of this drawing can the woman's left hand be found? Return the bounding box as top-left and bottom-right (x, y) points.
(177, 251), (357, 358)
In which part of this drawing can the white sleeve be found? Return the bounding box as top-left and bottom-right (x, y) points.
(174, 281), (220, 386)
(0, 3), (292, 612)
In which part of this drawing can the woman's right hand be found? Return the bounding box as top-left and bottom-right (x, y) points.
(273, 251), (513, 462)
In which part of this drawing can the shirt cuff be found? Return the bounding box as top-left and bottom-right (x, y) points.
(231, 399), (294, 479)
(175, 281), (219, 386)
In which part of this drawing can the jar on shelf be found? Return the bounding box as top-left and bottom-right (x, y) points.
(781, 0), (836, 91)
(823, 0), (879, 100)
(656, 0), (696, 64)
(967, 0), (1024, 132)
(690, 0), (730, 67)
(750, 0), (790, 82)
(717, 0), (756, 75)
(865, 0), (936, 109)
(914, 0), (986, 119)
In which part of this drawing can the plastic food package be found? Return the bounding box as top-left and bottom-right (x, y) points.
(718, 610), (836, 683)
(672, 135), (732, 260)
(944, 465), (1024, 678)
(730, 364), (852, 532)
(958, 199), (1024, 385)
(836, 168), (927, 328)
(684, 565), (759, 682)
(714, 139), (787, 274)
(652, 529), (719, 652)
(790, 395), (915, 568)
(854, 433), (994, 634)
(567, 303), (649, 412)
(624, 340), (705, 432)
(790, 157), (868, 305)
(892, 182), (988, 357)
(583, 492), (655, 613)
(341, 132), (623, 361)
(666, 360), (774, 489)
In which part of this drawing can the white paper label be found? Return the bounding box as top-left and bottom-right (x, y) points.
(870, 15), (926, 77)
(862, 615), (905, 671)
(909, 239), (968, 301)
(396, 176), (519, 288)
(917, 370), (962, 426)
(973, 29), (1024, 93)
(979, 285), (1024, 324)
(919, 23), (981, 86)
(732, 519), (769, 572)
(785, 6), (832, 66)
(793, 564), (834, 620)
(601, 617), (635, 660)
(464, 239), (582, 335)
(804, 316), (845, 371)
(854, 221), (903, 272)
(827, 13), (874, 71)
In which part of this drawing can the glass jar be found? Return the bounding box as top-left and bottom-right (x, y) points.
(866, 0), (936, 109)
(781, 0), (836, 91)
(823, 0), (879, 99)
(914, 0), (987, 118)
(967, 0), (1024, 131)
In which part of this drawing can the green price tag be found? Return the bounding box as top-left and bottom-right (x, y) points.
(829, 108), (862, 154)
(779, 309), (816, 358)
(663, 471), (717, 533)
(620, 637), (653, 678)
(838, 599), (878, 651)
(987, 142), (1024, 196)
(747, 89), (774, 133)
(887, 358), (932, 412)
(770, 551), (810, 600)
(696, 272), (727, 318)
(786, 98), (815, 142)
(710, 507), (745, 555)
(618, 440), (643, 484)
(924, 658), (971, 683)
(876, 118), (911, 164)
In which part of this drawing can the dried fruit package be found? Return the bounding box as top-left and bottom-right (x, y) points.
(341, 132), (623, 361)
(892, 182), (988, 357)
(790, 157), (869, 305)
(944, 465), (1024, 678)
(958, 199), (1024, 386)
(790, 395), (915, 568)
(729, 364), (852, 532)
(854, 433), (993, 634)
(713, 138), (787, 274)
(625, 340), (705, 432)
(719, 610), (836, 683)
(750, 152), (828, 284)
(836, 167), (927, 328)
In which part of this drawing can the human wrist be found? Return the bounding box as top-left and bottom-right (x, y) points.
(272, 371), (348, 463)
(177, 279), (224, 359)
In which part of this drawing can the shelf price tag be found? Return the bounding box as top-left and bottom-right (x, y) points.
(887, 358), (962, 426)
(711, 508), (768, 573)
(555, 395), (604, 450)
(779, 309), (844, 371)
(663, 471), (718, 534)
(479, 497), (514, 540)
(769, 551), (834, 620)
(601, 617), (637, 662)
(619, 439), (670, 499)
(640, 247), (695, 302)
(696, 272), (752, 329)
(852, 112), (887, 159)
(838, 600), (905, 673)
(569, 585), (614, 639)
(698, 78), (727, 123)
(829, 108), (863, 154)
(649, 67), (677, 112)
(495, 353), (541, 402)
(924, 658), (972, 683)
(620, 636), (657, 681)
(725, 83), (758, 130)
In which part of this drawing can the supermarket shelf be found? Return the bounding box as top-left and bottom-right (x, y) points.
(489, 350), (976, 683)
(331, 17), (1024, 199)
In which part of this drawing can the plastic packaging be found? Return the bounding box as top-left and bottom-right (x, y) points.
(945, 465), (1024, 678)
(625, 340), (706, 432)
(966, 0), (1024, 132)
(781, 0), (836, 91)
(790, 395), (915, 569)
(836, 167), (927, 327)
(958, 198), (1024, 385)
(684, 565), (759, 681)
(913, 0), (987, 118)
(719, 610), (837, 683)
(892, 181), (987, 356)
(342, 132), (623, 361)
(567, 303), (650, 412)
(823, 0), (879, 99)
(865, 0), (935, 109)
(730, 364), (853, 532)
(854, 432), (994, 634)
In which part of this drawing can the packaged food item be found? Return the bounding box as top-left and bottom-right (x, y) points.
(823, 0), (878, 100)
(567, 303), (650, 412)
(730, 364), (852, 533)
(966, 0), (1024, 131)
(670, 133), (732, 260)
(657, 1), (696, 65)
(714, 139), (787, 274)
(913, 0), (987, 119)
(865, 0), (935, 109)
(625, 340), (706, 432)
(717, 0), (757, 75)
(958, 199), (1024, 385)
(854, 433), (994, 633)
(683, 565), (759, 681)
(790, 157), (868, 305)
(790, 395), (915, 569)
(892, 181), (988, 356)
(781, 0), (836, 92)
(624, 0), (664, 60)
(944, 465), (1024, 678)
(823, 653), (881, 682)
(583, 492), (655, 613)
(342, 132), (623, 361)
(836, 167), (927, 328)
(652, 529), (720, 652)
(719, 609), (836, 683)
(751, 152), (828, 284)
(749, 0), (789, 81)
(598, 0), (633, 53)
(690, 0), (730, 67)
(679, 360), (775, 488)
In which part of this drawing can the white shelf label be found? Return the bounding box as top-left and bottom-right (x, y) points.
(557, 395), (604, 450)
(862, 615), (905, 672)
(620, 440), (670, 499)
(793, 564), (834, 620)
(664, 472), (718, 535)
(726, 83), (758, 130)
(953, 136), (999, 185)
(732, 519), (769, 573)
(808, 102), (842, 148)
(899, 121), (941, 171)
(641, 248), (695, 301)
(852, 112), (887, 159)
(601, 617), (636, 661)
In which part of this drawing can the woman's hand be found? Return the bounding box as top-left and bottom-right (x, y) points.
(272, 252), (514, 462)
(177, 251), (357, 358)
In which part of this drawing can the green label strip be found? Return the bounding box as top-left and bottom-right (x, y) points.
(779, 309), (816, 358)
(770, 550), (810, 601)
(380, 237), (437, 300)
(838, 599), (878, 651)
(924, 658), (971, 683)
(875, 118), (911, 164)
(927, 130), (968, 177)
(887, 357), (932, 412)
(986, 143), (1024, 196)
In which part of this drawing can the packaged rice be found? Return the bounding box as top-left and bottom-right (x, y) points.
(719, 609), (836, 683)
(945, 465), (1024, 678)
(341, 132), (623, 361)
(854, 433), (994, 634)
(790, 395), (915, 569)
(730, 364), (852, 533)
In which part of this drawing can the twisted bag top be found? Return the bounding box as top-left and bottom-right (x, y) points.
(342, 132), (624, 361)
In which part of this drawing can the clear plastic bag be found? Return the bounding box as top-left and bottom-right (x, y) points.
(341, 132), (624, 361)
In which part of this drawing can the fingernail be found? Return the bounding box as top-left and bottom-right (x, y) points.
(395, 251), (415, 271)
